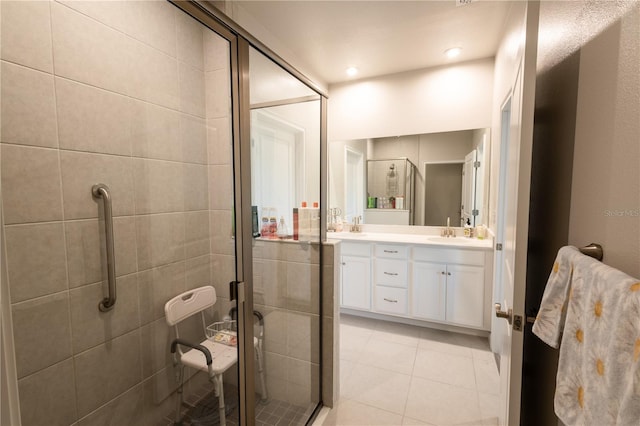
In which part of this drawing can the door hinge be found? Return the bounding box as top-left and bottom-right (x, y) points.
(229, 281), (241, 302)
(496, 243), (503, 251)
(472, 209), (479, 216)
(474, 161), (481, 168)
(513, 314), (523, 331)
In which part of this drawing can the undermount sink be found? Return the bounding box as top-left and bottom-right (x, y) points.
(427, 236), (473, 244)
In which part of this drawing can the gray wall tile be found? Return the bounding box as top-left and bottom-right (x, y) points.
(69, 274), (140, 353)
(0, 0), (53, 73)
(128, 40), (179, 110)
(134, 159), (185, 214)
(185, 255), (211, 291)
(12, 292), (73, 378)
(138, 261), (185, 325)
(57, 0), (132, 36)
(181, 114), (208, 165)
(209, 210), (235, 256)
(179, 62), (206, 118)
(207, 117), (232, 165)
(204, 30), (229, 72)
(287, 262), (320, 314)
(60, 151), (135, 219)
(56, 77), (133, 156)
(208, 165), (233, 210)
(210, 254), (236, 300)
(65, 217), (137, 288)
(51, 2), (131, 97)
(136, 213), (186, 270)
(127, 0), (177, 59)
(140, 318), (172, 379)
(77, 384), (145, 426)
(1, 144), (63, 224)
(176, 10), (204, 71)
(74, 330), (142, 417)
(5, 222), (68, 302)
(184, 164), (209, 212)
(131, 100), (182, 162)
(18, 359), (77, 426)
(1, 61), (58, 148)
(185, 211), (210, 259)
(205, 69), (230, 119)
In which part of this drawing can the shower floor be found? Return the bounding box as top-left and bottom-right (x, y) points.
(160, 383), (315, 426)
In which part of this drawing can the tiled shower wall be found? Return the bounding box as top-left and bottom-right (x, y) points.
(0, 1), (233, 424)
(252, 240), (322, 408)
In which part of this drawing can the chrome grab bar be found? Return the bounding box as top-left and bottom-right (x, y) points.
(92, 184), (116, 312)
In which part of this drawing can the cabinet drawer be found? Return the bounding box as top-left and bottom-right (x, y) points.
(374, 286), (408, 315)
(341, 242), (371, 257)
(375, 244), (408, 259)
(413, 246), (484, 266)
(375, 259), (407, 287)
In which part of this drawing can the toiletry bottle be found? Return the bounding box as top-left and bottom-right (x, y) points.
(299, 202), (310, 241)
(261, 208), (270, 238)
(311, 202), (320, 240)
(292, 208), (299, 240)
(464, 218), (472, 237)
(269, 209), (278, 239)
(277, 216), (288, 239)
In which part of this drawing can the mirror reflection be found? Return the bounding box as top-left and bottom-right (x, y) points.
(329, 128), (490, 227)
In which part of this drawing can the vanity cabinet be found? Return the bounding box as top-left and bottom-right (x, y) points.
(340, 243), (371, 311)
(412, 246), (486, 328)
(412, 262), (484, 328)
(338, 238), (491, 331)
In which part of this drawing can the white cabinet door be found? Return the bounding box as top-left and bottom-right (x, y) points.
(446, 264), (484, 327)
(411, 262), (446, 322)
(341, 255), (371, 310)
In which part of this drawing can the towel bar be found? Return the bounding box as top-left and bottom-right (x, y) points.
(579, 243), (603, 261)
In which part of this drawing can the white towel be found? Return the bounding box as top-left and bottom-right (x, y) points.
(533, 246), (640, 426)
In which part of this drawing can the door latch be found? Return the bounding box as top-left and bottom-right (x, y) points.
(494, 303), (512, 325)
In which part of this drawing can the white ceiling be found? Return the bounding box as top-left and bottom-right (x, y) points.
(233, 0), (512, 86)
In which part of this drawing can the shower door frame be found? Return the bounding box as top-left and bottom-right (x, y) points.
(171, 1), (328, 424)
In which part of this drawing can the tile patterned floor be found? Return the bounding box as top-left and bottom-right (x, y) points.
(322, 314), (501, 426)
(163, 382), (315, 426)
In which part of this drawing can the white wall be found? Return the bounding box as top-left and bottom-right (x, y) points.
(567, 3), (640, 278)
(328, 58), (494, 141)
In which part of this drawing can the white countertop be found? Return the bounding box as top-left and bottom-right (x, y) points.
(327, 231), (493, 250)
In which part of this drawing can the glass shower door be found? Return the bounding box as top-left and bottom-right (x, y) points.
(0, 2), (244, 425)
(247, 46), (323, 424)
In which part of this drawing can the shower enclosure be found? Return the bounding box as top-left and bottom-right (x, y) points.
(365, 158), (415, 225)
(0, 1), (326, 425)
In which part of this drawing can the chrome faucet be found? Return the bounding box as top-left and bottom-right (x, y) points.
(442, 216), (455, 237)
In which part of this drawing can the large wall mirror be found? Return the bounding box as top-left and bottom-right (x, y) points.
(329, 128), (490, 227)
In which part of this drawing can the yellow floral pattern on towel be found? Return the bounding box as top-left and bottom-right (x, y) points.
(532, 246), (640, 425)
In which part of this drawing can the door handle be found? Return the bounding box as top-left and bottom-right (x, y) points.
(494, 303), (513, 325)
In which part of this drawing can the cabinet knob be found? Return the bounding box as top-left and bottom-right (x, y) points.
(447, 272), (451, 276)
(441, 271), (446, 275)
(341, 262), (346, 266)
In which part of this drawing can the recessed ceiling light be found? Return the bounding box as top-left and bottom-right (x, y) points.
(445, 47), (462, 59)
(346, 67), (358, 77)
